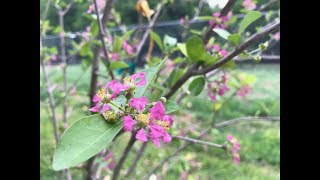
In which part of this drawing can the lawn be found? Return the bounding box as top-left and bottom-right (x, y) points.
(40, 63), (280, 179)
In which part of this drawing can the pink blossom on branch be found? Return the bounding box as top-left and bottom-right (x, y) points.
(237, 84), (252, 97)
(129, 97), (148, 112)
(242, 0), (256, 11)
(226, 134), (241, 164)
(124, 115), (136, 131)
(122, 41), (134, 55)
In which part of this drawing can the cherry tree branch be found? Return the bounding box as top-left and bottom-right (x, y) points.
(164, 22), (280, 99)
(215, 116), (280, 128)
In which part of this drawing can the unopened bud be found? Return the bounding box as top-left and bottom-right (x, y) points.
(103, 110), (119, 123)
(160, 97), (167, 103)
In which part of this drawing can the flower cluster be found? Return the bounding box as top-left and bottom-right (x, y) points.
(122, 41), (134, 55)
(208, 12), (232, 29)
(237, 84), (252, 97)
(89, 72), (174, 147)
(242, 0), (256, 11)
(207, 72), (230, 102)
(226, 134), (241, 164)
(206, 44), (228, 57)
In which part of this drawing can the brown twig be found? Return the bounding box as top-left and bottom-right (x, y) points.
(125, 141), (148, 177)
(215, 116), (280, 128)
(173, 136), (224, 149)
(93, 0), (115, 80)
(112, 131), (137, 180)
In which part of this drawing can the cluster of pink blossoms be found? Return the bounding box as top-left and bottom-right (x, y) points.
(226, 134), (241, 164)
(237, 84), (252, 97)
(209, 12), (232, 29)
(89, 72), (174, 147)
(242, 0), (256, 11)
(207, 73), (230, 102)
(206, 44), (228, 57)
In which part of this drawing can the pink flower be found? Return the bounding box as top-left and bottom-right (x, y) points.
(226, 134), (234, 142)
(149, 124), (171, 147)
(129, 97), (148, 112)
(219, 24), (227, 29)
(89, 104), (101, 112)
(219, 49), (228, 57)
(50, 54), (57, 61)
(209, 19), (215, 27)
(237, 84), (252, 97)
(122, 41), (134, 55)
(105, 80), (129, 100)
(149, 101), (165, 121)
(218, 84), (230, 96)
(123, 115), (136, 131)
(136, 128), (148, 142)
(273, 32), (280, 41)
(163, 115), (173, 127)
(242, 0), (256, 11)
(110, 53), (119, 61)
(226, 134), (241, 164)
(130, 72), (146, 86)
(213, 45), (221, 52)
(179, 16), (186, 25)
(221, 16), (230, 22)
(213, 12), (220, 17)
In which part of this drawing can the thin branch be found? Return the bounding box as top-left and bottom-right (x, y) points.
(189, 0), (206, 23)
(215, 116), (280, 128)
(112, 132), (137, 180)
(134, 1), (163, 63)
(195, 22), (280, 75)
(125, 141), (148, 177)
(164, 22), (280, 99)
(173, 136), (224, 149)
(61, 0), (75, 15)
(40, 40), (60, 143)
(93, 0), (115, 79)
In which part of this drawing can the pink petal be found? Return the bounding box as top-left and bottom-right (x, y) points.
(226, 134), (234, 142)
(151, 136), (161, 148)
(162, 131), (172, 143)
(135, 129), (148, 142)
(163, 115), (173, 127)
(149, 101), (165, 120)
(100, 103), (111, 113)
(233, 154), (240, 164)
(89, 104), (101, 112)
(219, 50), (228, 57)
(129, 97), (148, 112)
(123, 115), (136, 131)
(92, 95), (100, 103)
(213, 45), (221, 52)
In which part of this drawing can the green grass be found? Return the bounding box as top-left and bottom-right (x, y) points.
(40, 63), (280, 179)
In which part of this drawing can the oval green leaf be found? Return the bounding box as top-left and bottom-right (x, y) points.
(164, 100), (181, 114)
(228, 34), (242, 46)
(212, 28), (231, 40)
(238, 11), (262, 34)
(150, 31), (163, 51)
(110, 61), (129, 70)
(52, 115), (123, 170)
(186, 36), (205, 62)
(188, 76), (205, 96)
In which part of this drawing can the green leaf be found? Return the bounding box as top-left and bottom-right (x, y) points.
(238, 11), (262, 34)
(134, 58), (167, 98)
(190, 29), (202, 36)
(110, 61), (129, 70)
(186, 36), (205, 62)
(212, 28), (231, 40)
(198, 16), (215, 20)
(52, 115), (123, 170)
(120, 29), (135, 41)
(164, 100), (181, 114)
(80, 43), (90, 56)
(177, 43), (189, 58)
(173, 57), (185, 64)
(90, 21), (99, 37)
(203, 53), (218, 65)
(188, 76), (205, 96)
(228, 34), (242, 46)
(150, 31), (163, 51)
(113, 35), (122, 52)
